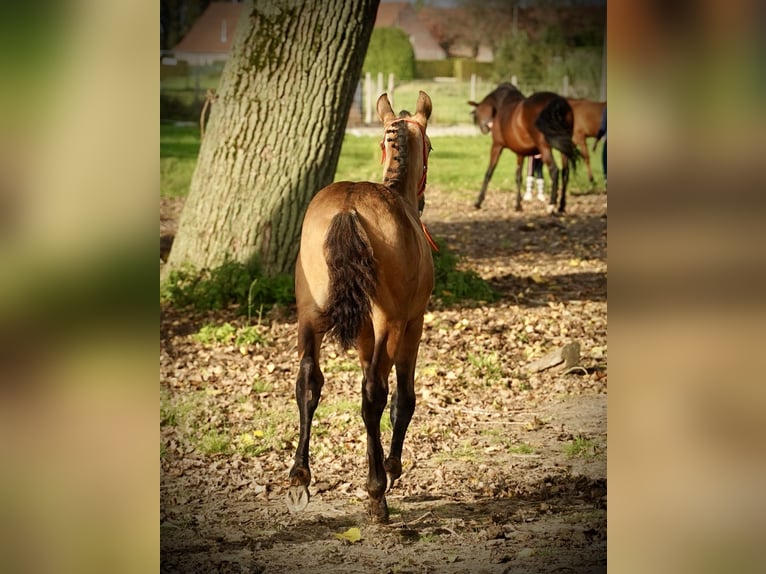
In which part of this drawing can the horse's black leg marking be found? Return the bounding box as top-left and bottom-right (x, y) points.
(560, 160), (569, 213)
(514, 158), (524, 211)
(548, 160), (559, 211)
(287, 334), (324, 512)
(385, 318), (423, 488)
(475, 145), (502, 209)
(361, 357), (391, 523)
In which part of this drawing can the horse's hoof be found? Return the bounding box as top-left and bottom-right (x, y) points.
(286, 484), (310, 512)
(474, 202), (482, 210)
(384, 458), (402, 490)
(368, 497), (390, 523)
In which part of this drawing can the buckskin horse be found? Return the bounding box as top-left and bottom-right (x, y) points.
(469, 83), (578, 212)
(287, 91), (434, 523)
(567, 98), (607, 186)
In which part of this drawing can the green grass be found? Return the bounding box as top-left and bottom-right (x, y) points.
(467, 351), (503, 384)
(160, 124), (201, 198)
(160, 130), (603, 199)
(508, 443), (536, 455)
(191, 322), (267, 346)
(160, 78), (605, 199)
(160, 260), (295, 313)
(565, 435), (597, 458)
(388, 79), (498, 126)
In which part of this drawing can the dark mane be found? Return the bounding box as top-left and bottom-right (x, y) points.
(382, 111), (410, 193)
(492, 83), (524, 104)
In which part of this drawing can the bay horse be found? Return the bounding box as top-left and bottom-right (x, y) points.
(287, 91), (434, 523)
(469, 83), (578, 212)
(567, 98), (607, 185)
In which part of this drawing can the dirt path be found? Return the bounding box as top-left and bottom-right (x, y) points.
(161, 190), (607, 573)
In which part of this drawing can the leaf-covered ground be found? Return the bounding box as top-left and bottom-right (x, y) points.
(160, 189), (607, 573)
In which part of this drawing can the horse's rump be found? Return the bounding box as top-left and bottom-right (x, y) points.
(321, 210), (377, 350)
(535, 96), (579, 169)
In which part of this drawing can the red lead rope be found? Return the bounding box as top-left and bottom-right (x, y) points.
(380, 118), (438, 251)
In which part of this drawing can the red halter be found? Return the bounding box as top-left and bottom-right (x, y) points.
(379, 117), (438, 251)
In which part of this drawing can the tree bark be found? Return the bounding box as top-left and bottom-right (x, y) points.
(165, 0), (380, 276)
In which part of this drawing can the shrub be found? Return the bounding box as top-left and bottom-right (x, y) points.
(160, 242), (495, 312)
(363, 27), (415, 81)
(160, 259), (294, 313)
(431, 239), (499, 305)
(160, 94), (203, 122)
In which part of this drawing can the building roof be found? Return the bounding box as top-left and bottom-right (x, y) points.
(173, 2), (242, 55)
(172, 1), (448, 62)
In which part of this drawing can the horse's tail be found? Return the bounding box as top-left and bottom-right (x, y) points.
(536, 97), (579, 170)
(321, 210), (377, 350)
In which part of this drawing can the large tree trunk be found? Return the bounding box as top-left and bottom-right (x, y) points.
(165, 0), (380, 276)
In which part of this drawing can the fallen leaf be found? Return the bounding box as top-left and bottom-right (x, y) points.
(334, 527), (362, 543)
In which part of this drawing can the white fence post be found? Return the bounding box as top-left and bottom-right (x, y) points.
(365, 72), (372, 124)
(387, 73), (395, 109)
(470, 73), (476, 102)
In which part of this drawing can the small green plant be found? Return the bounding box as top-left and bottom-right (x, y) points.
(565, 435), (596, 458)
(251, 379), (274, 394)
(236, 430), (271, 457)
(380, 411), (392, 433)
(199, 429), (230, 454)
(467, 351), (503, 383)
(509, 442), (535, 455)
(448, 440), (478, 462)
(324, 356), (360, 374)
(161, 259), (294, 312)
(160, 388), (177, 427)
(234, 409), (298, 457)
(192, 322), (266, 346)
(431, 241), (499, 305)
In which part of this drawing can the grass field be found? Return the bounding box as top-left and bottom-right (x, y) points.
(160, 123), (604, 199)
(160, 77), (497, 124)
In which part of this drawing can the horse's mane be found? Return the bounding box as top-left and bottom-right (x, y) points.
(492, 83), (524, 104)
(382, 111), (410, 193)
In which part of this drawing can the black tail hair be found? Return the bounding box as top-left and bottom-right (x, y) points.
(536, 97), (579, 169)
(321, 211), (376, 350)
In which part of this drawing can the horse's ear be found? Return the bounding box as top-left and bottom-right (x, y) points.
(414, 90), (432, 125)
(377, 93), (396, 123)
(468, 101), (478, 107)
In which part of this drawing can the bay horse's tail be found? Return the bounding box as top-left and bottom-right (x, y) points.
(321, 210), (377, 350)
(536, 97), (579, 170)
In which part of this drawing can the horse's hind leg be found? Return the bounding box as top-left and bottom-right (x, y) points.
(577, 138), (594, 186)
(358, 327), (398, 523)
(544, 151), (560, 214)
(560, 155), (569, 213)
(385, 316), (424, 488)
(514, 155), (524, 211)
(287, 321), (325, 512)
